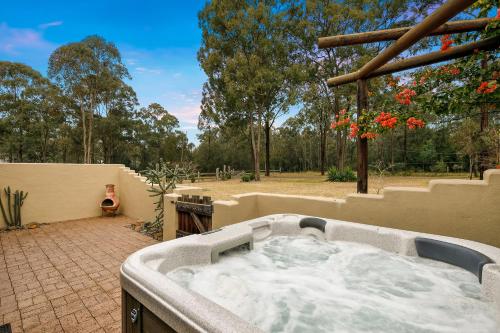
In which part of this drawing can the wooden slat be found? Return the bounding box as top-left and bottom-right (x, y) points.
(358, 0), (476, 78)
(327, 36), (500, 86)
(176, 201), (213, 216)
(318, 18), (494, 48)
(190, 212), (207, 233)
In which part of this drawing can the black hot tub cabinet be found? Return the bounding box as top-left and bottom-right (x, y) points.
(120, 214), (500, 333)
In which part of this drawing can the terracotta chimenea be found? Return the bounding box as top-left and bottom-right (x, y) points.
(100, 184), (120, 216)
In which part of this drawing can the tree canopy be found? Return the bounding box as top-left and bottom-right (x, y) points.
(1, 2), (498, 180)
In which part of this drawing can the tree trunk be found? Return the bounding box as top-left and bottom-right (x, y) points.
(469, 155), (473, 180)
(403, 125), (408, 168)
(87, 104), (94, 164)
(320, 124), (326, 175)
(265, 120), (271, 177)
(18, 128), (24, 162)
(333, 92), (344, 172)
(249, 133), (255, 174)
(479, 58), (489, 180)
(356, 79), (369, 193)
(41, 128), (48, 163)
(80, 103), (87, 164)
(249, 117), (261, 181)
(390, 131), (394, 166)
(207, 128), (211, 166)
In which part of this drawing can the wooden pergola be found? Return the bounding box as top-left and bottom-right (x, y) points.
(319, 0), (500, 193)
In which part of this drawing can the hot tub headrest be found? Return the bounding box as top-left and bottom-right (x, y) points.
(415, 237), (494, 283)
(299, 217), (327, 232)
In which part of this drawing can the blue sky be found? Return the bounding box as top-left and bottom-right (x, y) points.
(0, 0), (209, 142)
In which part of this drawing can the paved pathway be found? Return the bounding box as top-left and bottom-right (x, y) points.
(0, 217), (157, 332)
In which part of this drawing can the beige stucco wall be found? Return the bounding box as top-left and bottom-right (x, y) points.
(0, 163), (193, 228)
(0, 163), (121, 227)
(118, 166), (156, 223)
(166, 169), (500, 247)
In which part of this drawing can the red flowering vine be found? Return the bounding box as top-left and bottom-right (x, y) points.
(440, 34), (453, 52)
(374, 112), (398, 129)
(348, 123), (359, 139)
(360, 132), (378, 139)
(419, 70), (433, 85)
(331, 117), (350, 129)
(395, 88), (417, 105)
(386, 76), (400, 87)
(331, 109), (351, 129)
(440, 65), (460, 76)
(407, 117), (425, 129)
(476, 81), (497, 94)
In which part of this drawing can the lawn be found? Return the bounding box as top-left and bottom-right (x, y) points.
(193, 172), (474, 201)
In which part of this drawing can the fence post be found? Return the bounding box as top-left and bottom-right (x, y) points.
(216, 168), (220, 181)
(163, 193), (181, 241)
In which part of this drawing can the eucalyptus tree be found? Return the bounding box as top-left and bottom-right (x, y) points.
(29, 79), (65, 162)
(48, 35), (130, 163)
(95, 82), (138, 164)
(290, 0), (438, 174)
(0, 61), (63, 162)
(198, 0), (300, 180)
(134, 103), (190, 168)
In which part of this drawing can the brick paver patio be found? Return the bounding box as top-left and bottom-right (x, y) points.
(0, 217), (157, 333)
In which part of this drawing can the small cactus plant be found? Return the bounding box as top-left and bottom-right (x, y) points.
(0, 187), (28, 229)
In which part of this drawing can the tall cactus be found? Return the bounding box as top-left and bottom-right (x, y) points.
(0, 187), (28, 229)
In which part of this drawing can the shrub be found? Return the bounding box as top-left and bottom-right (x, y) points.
(326, 167), (357, 182)
(241, 172), (255, 182)
(431, 160), (448, 173)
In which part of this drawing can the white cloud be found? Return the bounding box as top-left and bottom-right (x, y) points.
(38, 21), (63, 29)
(169, 104), (201, 125)
(135, 66), (162, 75)
(180, 126), (198, 131)
(125, 58), (137, 65)
(0, 22), (53, 55)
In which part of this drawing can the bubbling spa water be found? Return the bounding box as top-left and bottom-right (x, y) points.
(167, 236), (498, 333)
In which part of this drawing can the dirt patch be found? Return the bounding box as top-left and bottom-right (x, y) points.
(194, 172), (474, 201)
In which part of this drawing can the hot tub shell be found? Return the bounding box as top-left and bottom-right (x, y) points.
(120, 214), (500, 332)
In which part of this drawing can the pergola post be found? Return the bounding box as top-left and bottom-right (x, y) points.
(318, 0), (488, 193)
(356, 79), (369, 193)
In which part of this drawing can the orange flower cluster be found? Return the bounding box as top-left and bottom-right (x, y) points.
(331, 117), (350, 129)
(440, 65), (460, 75)
(440, 34), (453, 52)
(419, 71), (432, 85)
(395, 88), (417, 105)
(407, 117), (425, 129)
(331, 109), (351, 129)
(476, 81), (497, 94)
(361, 132), (378, 139)
(348, 123), (359, 139)
(386, 76), (400, 87)
(374, 112), (397, 128)
(497, 8), (500, 19)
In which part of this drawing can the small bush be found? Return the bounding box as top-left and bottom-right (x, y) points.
(241, 172), (255, 182)
(326, 167), (356, 182)
(431, 160), (448, 173)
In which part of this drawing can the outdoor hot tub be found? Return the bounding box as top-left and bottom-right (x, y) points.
(120, 214), (500, 332)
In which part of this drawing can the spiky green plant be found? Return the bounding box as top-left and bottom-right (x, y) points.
(0, 187), (28, 229)
(141, 161), (186, 236)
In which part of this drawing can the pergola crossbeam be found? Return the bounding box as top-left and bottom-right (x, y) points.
(358, 0), (476, 78)
(318, 18), (493, 49)
(327, 36), (500, 86)
(316, 0), (486, 193)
